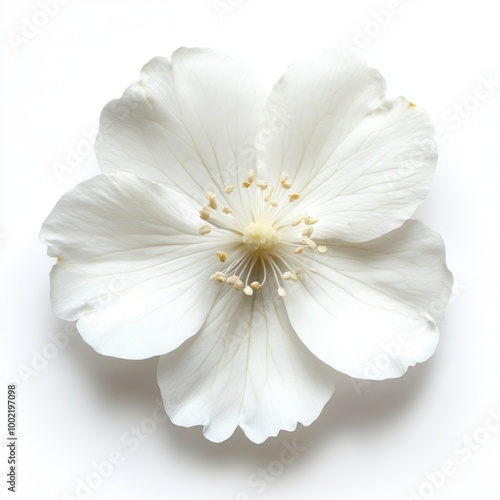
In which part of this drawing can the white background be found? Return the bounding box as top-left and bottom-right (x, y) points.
(1, 0), (499, 499)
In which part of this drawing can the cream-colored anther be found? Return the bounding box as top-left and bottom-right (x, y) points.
(222, 206), (233, 214)
(199, 225), (211, 235)
(304, 216), (319, 225)
(206, 192), (218, 210)
(216, 251), (227, 263)
(277, 287), (286, 298)
(242, 170), (255, 188)
(303, 236), (317, 250)
(294, 268), (302, 275)
(294, 247), (304, 254)
(283, 271), (299, 282)
(234, 279), (245, 291)
(280, 173), (292, 189)
(292, 215), (305, 227)
(269, 200), (278, 207)
(224, 185), (234, 194)
(317, 246), (327, 253)
(226, 274), (239, 286)
(256, 180), (268, 191)
(250, 281), (262, 290)
(243, 286), (254, 296)
(210, 272), (226, 283)
(200, 209), (210, 221)
(289, 193), (300, 202)
(302, 227), (313, 237)
(264, 186), (274, 202)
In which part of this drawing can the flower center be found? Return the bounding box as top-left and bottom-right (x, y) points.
(197, 170), (327, 298)
(242, 222), (279, 252)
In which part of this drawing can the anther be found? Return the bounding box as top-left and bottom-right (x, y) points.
(318, 246), (327, 253)
(277, 287), (286, 298)
(234, 279), (245, 291)
(224, 185), (234, 194)
(209, 272), (226, 283)
(264, 186), (274, 202)
(292, 214), (305, 227)
(216, 251), (227, 263)
(304, 216), (319, 225)
(199, 225), (211, 235)
(269, 200), (278, 207)
(226, 274), (239, 286)
(303, 236), (317, 250)
(206, 192), (218, 210)
(222, 206), (233, 214)
(302, 227), (313, 237)
(242, 170), (255, 188)
(243, 286), (254, 296)
(294, 247), (304, 254)
(288, 193), (300, 202)
(280, 173), (292, 189)
(200, 209), (210, 221)
(256, 180), (268, 191)
(250, 281), (262, 290)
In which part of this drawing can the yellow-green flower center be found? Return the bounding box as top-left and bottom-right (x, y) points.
(241, 222), (279, 253)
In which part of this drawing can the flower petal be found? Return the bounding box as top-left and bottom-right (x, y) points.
(40, 172), (222, 359)
(157, 282), (335, 443)
(95, 47), (267, 211)
(283, 220), (453, 380)
(257, 49), (437, 242)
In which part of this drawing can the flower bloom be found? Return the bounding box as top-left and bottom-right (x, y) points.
(41, 48), (452, 443)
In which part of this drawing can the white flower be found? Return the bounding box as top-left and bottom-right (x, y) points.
(40, 48), (453, 443)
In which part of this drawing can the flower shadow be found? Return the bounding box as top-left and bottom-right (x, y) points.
(60, 315), (440, 484)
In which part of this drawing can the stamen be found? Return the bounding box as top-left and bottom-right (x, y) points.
(256, 180), (268, 191)
(264, 186), (274, 202)
(294, 247), (304, 254)
(216, 251), (228, 263)
(280, 172), (292, 189)
(200, 209), (210, 221)
(282, 271), (298, 282)
(199, 225), (211, 235)
(234, 279), (245, 291)
(317, 246), (327, 253)
(226, 274), (239, 286)
(242, 169), (255, 188)
(304, 216), (318, 225)
(243, 286), (254, 296)
(303, 236), (317, 250)
(288, 193), (300, 202)
(206, 192), (218, 210)
(209, 272), (226, 283)
(277, 287), (286, 297)
(292, 214), (305, 227)
(302, 227), (313, 237)
(269, 200), (278, 207)
(250, 281), (262, 290)
(222, 206), (233, 214)
(224, 185), (234, 194)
